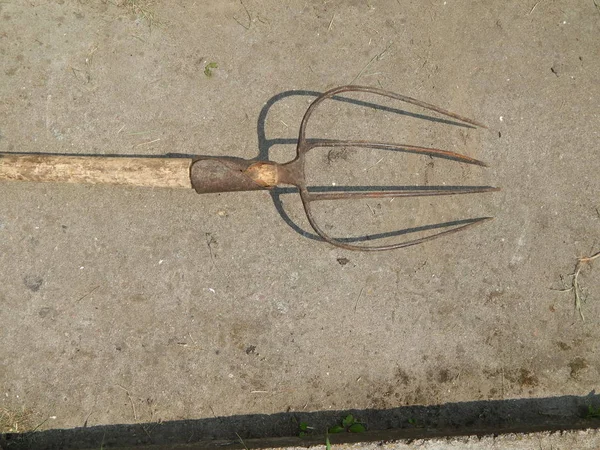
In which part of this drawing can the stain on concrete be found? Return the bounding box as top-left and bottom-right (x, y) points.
(569, 357), (588, 379)
(38, 307), (56, 319)
(24, 275), (43, 292)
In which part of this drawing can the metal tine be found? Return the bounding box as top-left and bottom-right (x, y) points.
(302, 209), (494, 252)
(351, 89), (488, 129)
(296, 85), (496, 251)
(298, 85), (488, 144)
(338, 86), (488, 128)
(305, 186), (500, 202)
(362, 216), (494, 250)
(305, 139), (488, 166)
(330, 217), (493, 244)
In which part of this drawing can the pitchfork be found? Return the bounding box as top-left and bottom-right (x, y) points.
(0, 85), (499, 251)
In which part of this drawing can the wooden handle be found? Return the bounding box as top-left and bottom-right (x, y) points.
(190, 157), (282, 194)
(0, 154), (193, 189)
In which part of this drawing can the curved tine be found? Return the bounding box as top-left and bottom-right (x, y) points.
(297, 85), (486, 151)
(306, 186), (500, 202)
(332, 218), (494, 251)
(300, 192), (493, 251)
(306, 139), (488, 166)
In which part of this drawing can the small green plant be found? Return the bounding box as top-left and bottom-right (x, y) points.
(586, 405), (600, 419)
(298, 421), (314, 437)
(204, 62), (218, 78)
(407, 417), (425, 428)
(328, 414), (366, 434)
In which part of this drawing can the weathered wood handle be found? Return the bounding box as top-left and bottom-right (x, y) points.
(0, 154), (193, 189)
(0, 154), (284, 192)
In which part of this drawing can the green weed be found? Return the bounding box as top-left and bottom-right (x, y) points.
(204, 62), (218, 78)
(328, 414), (366, 434)
(586, 405), (600, 419)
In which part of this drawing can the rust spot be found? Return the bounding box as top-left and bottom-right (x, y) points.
(325, 147), (353, 164)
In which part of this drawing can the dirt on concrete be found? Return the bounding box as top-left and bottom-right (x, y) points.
(0, 0), (599, 444)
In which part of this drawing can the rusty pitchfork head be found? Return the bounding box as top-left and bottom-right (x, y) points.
(190, 85), (499, 251)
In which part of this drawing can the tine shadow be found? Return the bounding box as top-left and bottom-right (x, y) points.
(257, 88), (482, 242)
(282, 185), (494, 193)
(256, 89), (475, 161)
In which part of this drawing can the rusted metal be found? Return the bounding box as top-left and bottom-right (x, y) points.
(190, 85), (499, 251)
(191, 157), (268, 193)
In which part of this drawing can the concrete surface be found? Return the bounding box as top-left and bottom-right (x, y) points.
(1, 0), (599, 445)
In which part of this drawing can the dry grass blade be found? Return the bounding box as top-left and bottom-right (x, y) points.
(122, 0), (160, 28)
(528, 0), (543, 15)
(0, 407), (35, 433)
(233, 0), (251, 29)
(561, 251), (600, 320)
(350, 42), (393, 84)
(116, 385), (138, 421)
(236, 432), (249, 450)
